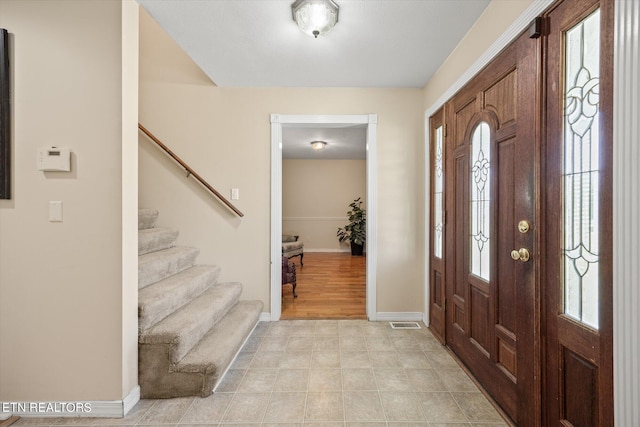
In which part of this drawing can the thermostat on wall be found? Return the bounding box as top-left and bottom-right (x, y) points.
(37, 146), (71, 172)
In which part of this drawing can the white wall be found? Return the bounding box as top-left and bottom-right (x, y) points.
(138, 10), (425, 314)
(0, 0), (138, 403)
(283, 159), (365, 251)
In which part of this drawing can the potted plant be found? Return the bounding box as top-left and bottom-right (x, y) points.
(337, 197), (366, 256)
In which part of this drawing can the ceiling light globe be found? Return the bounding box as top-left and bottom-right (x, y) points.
(292, 0), (339, 38)
(310, 140), (327, 151)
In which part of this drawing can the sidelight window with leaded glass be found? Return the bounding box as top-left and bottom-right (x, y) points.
(434, 125), (444, 259)
(562, 9), (600, 329)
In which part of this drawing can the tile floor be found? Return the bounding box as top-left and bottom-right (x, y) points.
(14, 320), (509, 426)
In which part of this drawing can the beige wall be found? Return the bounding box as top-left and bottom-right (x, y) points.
(423, 0), (536, 110)
(283, 159), (366, 251)
(138, 11), (425, 314)
(0, 0), (137, 402)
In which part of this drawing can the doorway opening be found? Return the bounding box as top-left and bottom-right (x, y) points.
(270, 114), (378, 321)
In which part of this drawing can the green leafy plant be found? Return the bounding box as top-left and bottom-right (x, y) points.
(337, 197), (366, 246)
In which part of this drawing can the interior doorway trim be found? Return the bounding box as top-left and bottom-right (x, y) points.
(270, 114), (378, 321)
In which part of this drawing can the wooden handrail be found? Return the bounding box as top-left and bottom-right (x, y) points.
(138, 123), (244, 217)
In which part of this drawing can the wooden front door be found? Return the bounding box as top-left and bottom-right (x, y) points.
(543, 0), (614, 424)
(444, 29), (540, 425)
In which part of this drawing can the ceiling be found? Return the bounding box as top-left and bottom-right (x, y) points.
(282, 124), (367, 159)
(137, 0), (491, 88)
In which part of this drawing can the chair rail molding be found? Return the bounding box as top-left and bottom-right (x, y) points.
(270, 114), (378, 321)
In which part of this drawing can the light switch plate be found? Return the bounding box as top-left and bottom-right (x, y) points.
(231, 188), (239, 200)
(49, 201), (63, 222)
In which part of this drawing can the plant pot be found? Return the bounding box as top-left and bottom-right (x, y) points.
(350, 241), (364, 256)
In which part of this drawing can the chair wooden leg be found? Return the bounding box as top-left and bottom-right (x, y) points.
(292, 280), (297, 298)
(299, 253), (304, 266)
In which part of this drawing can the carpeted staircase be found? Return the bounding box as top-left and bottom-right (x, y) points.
(137, 208), (263, 398)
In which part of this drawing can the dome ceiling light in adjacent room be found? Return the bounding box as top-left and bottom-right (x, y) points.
(291, 0), (339, 38)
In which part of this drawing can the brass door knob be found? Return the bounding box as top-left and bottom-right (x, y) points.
(511, 248), (530, 262)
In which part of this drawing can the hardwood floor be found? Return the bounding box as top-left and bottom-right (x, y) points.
(281, 252), (366, 319)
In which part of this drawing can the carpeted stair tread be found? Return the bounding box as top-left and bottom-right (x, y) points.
(138, 227), (179, 256)
(138, 209), (159, 230)
(140, 282), (243, 363)
(177, 300), (263, 380)
(138, 246), (200, 289)
(138, 265), (221, 332)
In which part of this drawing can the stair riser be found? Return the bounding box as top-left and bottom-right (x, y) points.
(138, 266), (221, 332)
(138, 209), (159, 230)
(138, 249), (199, 289)
(139, 343), (212, 398)
(140, 283), (243, 364)
(138, 229), (179, 256)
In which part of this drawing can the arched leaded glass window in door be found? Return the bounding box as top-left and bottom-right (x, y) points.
(563, 9), (601, 329)
(470, 122), (491, 281)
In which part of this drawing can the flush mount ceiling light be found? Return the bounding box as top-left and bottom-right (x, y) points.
(310, 140), (328, 151)
(291, 0), (339, 38)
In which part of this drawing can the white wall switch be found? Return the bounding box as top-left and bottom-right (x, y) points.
(49, 201), (63, 222)
(231, 188), (239, 200)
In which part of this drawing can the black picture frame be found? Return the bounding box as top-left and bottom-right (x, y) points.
(0, 28), (10, 199)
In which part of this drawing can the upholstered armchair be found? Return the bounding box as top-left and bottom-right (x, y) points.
(282, 234), (304, 266)
(282, 255), (297, 298)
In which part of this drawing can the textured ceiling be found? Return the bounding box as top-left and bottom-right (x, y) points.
(283, 125), (367, 159)
(137, 0), (491, 88)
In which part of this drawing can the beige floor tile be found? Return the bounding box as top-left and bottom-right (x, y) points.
(427, 424), (469, 427)
(229, 351), (254, 369)
(373, 368), (413, 391)
(451, 392), (504, 423)
(274, 368), (309, 391)
(379, 391), (426, 421)
(365, 336), (393, 351)
(386, 423), (431, 427)
(138, 397), (193, 424)
(361, 322), (391, 336)
(303, 423), (343, 427)
(267, 323), (294, 336)
(287, 336), (314, 351)
(342, 368), (377, 391)
(416, 337), (445, 352)
(290, 324), (316, 336)
(313, 337), (339, 351)
(252, 321), (271, 336)
(425, 350), (461, 370)
(214, 368), (245, 392)
(12, 418), (57, 426)
(398, 351), (431, 369)
(221, 393), (270, 422)
(51, 418), (99, 425)
(260, 336), (289, 351)
(390, 336), (421, 351)
(242, 335), (264, 352)
(405, 369), (448, 392)
(369, 351), (401, 368)
(180, 393), (232, 423)
(309, 368), (342, 391)
(339, 336), (366, 351)
(178, 424), (217, 427)
(346, 423), (388, 427)
(437, 368), (479, 392)
(311, 351), (341, 368)
(237, 368), (277, 392)
(343, 391), (385, 421)
(417, 391), (467, 423)
(340, 351), (371, 368)
(304, 392), (344, 421)
(338, 324), (363, 336)
(93, 399), (155, 425)
(279, 351), (312, 369)
(263, 392), (306, 423)
(314, 323), (339, 336)
(250, 351), (284, 368)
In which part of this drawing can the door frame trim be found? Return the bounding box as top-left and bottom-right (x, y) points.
(270, 114), (378, 321)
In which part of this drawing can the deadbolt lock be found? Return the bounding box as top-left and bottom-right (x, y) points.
(518, 220), (530, 234)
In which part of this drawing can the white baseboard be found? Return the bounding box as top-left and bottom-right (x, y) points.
(1, 386), (140, 418)
(369, 312), (424, 322)
(259, 312), (272, 322)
